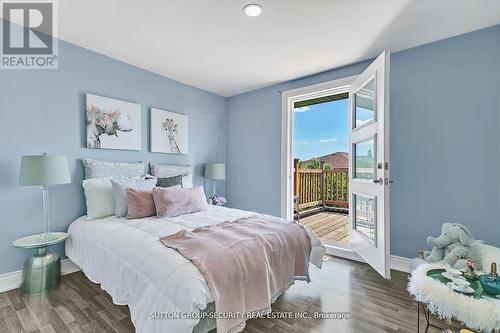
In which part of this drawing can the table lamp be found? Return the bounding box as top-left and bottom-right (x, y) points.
(19, 153), (71, 241)
(204, 163), (225, 197)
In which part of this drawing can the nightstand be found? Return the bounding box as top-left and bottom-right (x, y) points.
(13, 232), (68, 296)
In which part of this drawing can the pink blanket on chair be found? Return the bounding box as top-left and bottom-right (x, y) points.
(159, 215), (312, 333)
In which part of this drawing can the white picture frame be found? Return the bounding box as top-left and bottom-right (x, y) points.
(86, 94), (141, 151)
(150, 108), (189, 154)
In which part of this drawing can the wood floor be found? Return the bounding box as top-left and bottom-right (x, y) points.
(0, 256), (464, 333)
(300, 212), (349, 244)
(0, 271), (135, 333)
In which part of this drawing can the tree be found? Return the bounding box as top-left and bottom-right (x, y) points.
(301, 158), (332, 170)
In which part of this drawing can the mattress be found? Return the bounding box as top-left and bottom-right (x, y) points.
(65, 205), (324, 333)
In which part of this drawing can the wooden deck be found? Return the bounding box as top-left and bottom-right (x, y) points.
(300, 211), (349, 244)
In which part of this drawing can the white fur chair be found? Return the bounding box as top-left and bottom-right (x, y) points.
(472, 243), (500, 272)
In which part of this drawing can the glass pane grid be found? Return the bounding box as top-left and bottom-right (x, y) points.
(354, 194), (376, 245)
(354, 139), (375, 180)
(354, 78), (375, 128)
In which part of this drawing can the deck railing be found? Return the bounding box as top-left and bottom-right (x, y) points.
(294, 159), (348, 211)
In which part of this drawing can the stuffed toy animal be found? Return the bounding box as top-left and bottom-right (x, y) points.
(423, 223), (477, 269)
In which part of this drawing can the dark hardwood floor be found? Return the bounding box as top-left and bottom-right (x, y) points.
(0, 256), (460, 333)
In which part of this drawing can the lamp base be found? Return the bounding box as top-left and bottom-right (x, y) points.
(21, 249), (61, 296)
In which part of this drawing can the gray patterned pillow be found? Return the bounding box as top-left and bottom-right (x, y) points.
(83, 159), (145, 179)
(150, 164), (193, 188)
(156, 175), (183, 188)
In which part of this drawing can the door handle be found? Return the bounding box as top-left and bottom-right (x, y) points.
(373, 177), (384, 185)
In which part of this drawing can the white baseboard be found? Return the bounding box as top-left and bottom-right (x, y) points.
(0, 259), (81, 293)
(0, 253), (413, 294)
(390, 255), (413, 273)
(325, 244), (413, 273)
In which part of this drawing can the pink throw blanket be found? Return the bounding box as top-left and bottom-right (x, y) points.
(159, 215), (312, 333)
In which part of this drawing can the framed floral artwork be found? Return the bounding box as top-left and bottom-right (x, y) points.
(150, 108), (188, 154)
(86, 94), (141, 150)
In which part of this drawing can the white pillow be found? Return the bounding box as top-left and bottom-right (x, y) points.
(82, 179), (115, 220)
(150, 164), (193, 188)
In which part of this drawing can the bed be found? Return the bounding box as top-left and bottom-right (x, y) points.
(66, 205), (325, 333)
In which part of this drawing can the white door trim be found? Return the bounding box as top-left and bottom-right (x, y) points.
(348, 51), (391, 278)
(280, 75), (357, 219)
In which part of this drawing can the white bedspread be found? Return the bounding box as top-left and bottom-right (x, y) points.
(66, 206), (324, 333)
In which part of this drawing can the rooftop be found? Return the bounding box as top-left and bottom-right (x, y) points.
(301, 152), (348, 169)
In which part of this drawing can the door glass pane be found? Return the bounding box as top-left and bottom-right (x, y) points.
(354, 78), (375, 128)
(354, 194), (376, 244)
(354, 139), (374, 179)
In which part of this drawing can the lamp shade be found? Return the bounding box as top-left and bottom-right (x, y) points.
(19, 154), (71, 186)
(204, 163), (225, 180)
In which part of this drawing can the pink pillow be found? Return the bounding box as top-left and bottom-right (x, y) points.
(126, 189), (156, 219)
(152, 186), (208, 218)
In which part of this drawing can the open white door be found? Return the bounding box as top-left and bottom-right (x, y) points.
(348, 51), (391, 278)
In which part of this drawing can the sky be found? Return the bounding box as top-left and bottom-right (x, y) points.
(293, 98), (349, 161)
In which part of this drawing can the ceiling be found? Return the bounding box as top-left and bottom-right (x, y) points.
(29, 1), (500, 96)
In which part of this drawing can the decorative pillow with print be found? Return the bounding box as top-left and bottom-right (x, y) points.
(156, 174), (183, 188)
(83, 159), (145, 179)
(150, 164), (193, 188)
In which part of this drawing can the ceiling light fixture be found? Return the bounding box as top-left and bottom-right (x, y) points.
(243, 4), (263, 17)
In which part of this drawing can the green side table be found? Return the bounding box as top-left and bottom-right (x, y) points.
(13, 232), (68, 296)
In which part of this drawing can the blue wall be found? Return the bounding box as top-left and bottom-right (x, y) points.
(0, 39), (226, 273)
(1, 24), (499, 274)
(226, 25), (500, 258)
